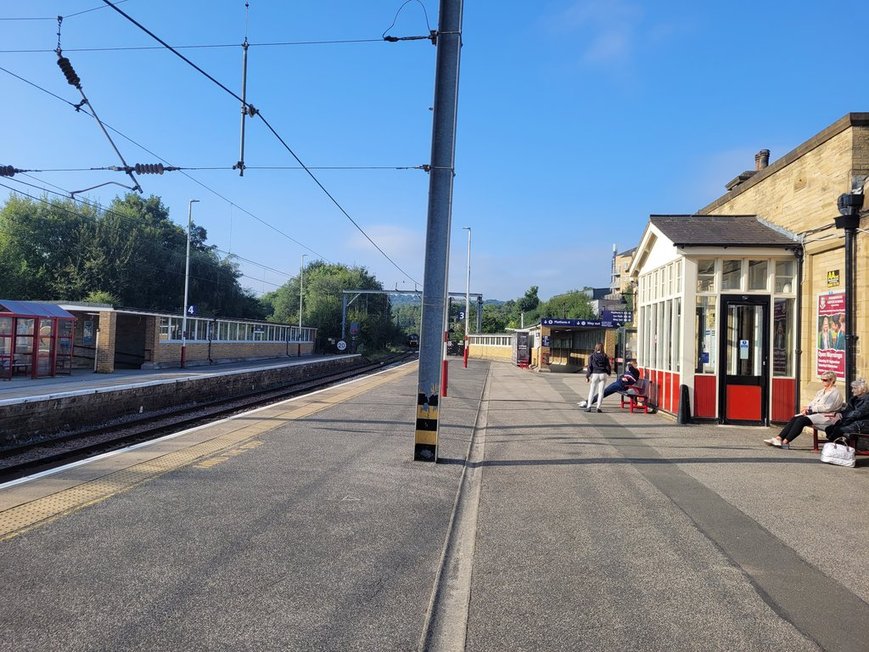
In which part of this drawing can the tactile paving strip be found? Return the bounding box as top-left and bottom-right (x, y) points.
(0, 363), (416, 541)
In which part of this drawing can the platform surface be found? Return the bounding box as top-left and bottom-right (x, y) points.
(1, 360), (867, 651)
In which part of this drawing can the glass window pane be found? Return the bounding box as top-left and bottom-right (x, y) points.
(775, 260), (795, 293)
(16, 318), (34, 335)
(722, 260), (741, 290)
(697, 260), (715, 292)
(748, 260), (768, 290)
(695, 296), (717, 374)
(0, 317), (12, 335)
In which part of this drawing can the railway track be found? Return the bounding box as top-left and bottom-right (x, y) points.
(0, 352), (417, 483)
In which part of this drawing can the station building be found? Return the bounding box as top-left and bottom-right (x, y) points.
(630, 113), (869, 424)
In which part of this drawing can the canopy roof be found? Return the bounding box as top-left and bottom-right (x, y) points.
(0, 300), (76, 319)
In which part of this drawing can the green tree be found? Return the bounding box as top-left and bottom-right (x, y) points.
(540, 290), (594, 319)
(262, 261), (398, 352)
(0, 192), (265, 319)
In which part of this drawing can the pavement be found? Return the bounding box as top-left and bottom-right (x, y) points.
(0, 360), (867, 651)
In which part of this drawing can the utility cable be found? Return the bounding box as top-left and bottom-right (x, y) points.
(256, 112), (419, 286)
(0, 64), (330, 262)
(99, 0), (420, 287)
(0, 39), (385, 54)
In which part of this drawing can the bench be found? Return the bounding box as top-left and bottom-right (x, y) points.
(619, 378), (651, 414)
(811, 426), (869, 455)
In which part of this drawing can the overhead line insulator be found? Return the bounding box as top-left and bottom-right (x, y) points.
(0, 165), (18, 177)
(57, 56), (81, 89)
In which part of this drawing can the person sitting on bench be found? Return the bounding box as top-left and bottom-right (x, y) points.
(823, 377), (869, 444)
(764, 371), (842, 449)
(579, 358), (639, 409)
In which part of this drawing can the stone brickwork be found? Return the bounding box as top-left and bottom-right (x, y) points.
(700, 114), (869, 407)
(0, 356), (364, 447)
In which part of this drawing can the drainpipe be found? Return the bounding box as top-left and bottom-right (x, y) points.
(793, 246), (804, 416)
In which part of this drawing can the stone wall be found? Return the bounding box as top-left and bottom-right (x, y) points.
(0, 356), (364, 447)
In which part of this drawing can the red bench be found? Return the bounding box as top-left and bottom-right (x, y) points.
(619, 379), (651, 414)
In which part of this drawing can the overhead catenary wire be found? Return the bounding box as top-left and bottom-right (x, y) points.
(99, 0), (421, 288)
(0, 64), (331, 263)
(0, 38), (386, 54)
(0, 0), (131, 21)
(55, 19), (142, 193)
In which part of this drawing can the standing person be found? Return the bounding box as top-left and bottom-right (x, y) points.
(824, 377), (869, 443)
(580, 358), (639, 408)
(763, 371), (842, 449)
(583, 342), (611, 413)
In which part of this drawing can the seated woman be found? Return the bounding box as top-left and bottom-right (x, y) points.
(579, 358), (639, 408)
(764, 371), (842, 449)
(824, 377), (869, 443)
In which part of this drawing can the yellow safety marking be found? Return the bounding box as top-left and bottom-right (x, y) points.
(0, 362), (417, 542)
(415, 429), (438, 446)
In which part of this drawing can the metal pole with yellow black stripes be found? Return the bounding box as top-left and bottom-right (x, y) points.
(414, 0), (463, 462)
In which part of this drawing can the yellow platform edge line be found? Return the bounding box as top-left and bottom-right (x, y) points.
(0, 362), (417, 541)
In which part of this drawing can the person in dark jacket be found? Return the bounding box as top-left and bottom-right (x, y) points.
(583, 342), (611, 413)
(824, 377), (869, 443)
(580, 358), (639, 409)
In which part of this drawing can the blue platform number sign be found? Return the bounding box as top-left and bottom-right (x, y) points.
(739, 339), (749, 360)
(186, 305), (196, 316)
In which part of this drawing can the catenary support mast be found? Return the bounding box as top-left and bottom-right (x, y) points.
(414, 0), (463, 462)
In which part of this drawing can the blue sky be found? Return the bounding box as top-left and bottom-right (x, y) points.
(2, 1), (868, 302)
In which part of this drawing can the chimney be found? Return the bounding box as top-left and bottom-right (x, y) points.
(755, 149), (770, 171)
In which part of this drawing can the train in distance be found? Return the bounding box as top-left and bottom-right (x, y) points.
(407, 333), (419, 348)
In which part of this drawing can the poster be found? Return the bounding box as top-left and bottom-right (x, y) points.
(817, 292), (845, 377)
(773, 301), (788, 375)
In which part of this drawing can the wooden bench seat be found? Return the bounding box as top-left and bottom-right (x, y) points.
(811, 426), (869, 455)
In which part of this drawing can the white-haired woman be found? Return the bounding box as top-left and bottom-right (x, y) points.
(765, 371), (843, 449)
(824, 377), (869, 444)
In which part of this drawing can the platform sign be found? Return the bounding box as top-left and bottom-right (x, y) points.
(542, 317), (605, 327)
(186, 305), (196, 316)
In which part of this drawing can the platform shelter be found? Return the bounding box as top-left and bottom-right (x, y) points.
(0, 300), (75, 380)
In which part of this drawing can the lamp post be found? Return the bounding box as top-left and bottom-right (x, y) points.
(835, 190), (865, 398)
(299, 253), (307, 335)
(181, 199), (199, 368)
(463, 226), (471, 368)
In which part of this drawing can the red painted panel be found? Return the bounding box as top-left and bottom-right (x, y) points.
(726, 385), (762, 421)
(694, 375), (717, 418)
(771, 378), (796, 423)
(672, 372), (680, 415)
(662, 372), (671, 412)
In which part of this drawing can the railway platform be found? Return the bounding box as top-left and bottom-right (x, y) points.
(1, 360), (868, 651)
(0, 354), (353, 404)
